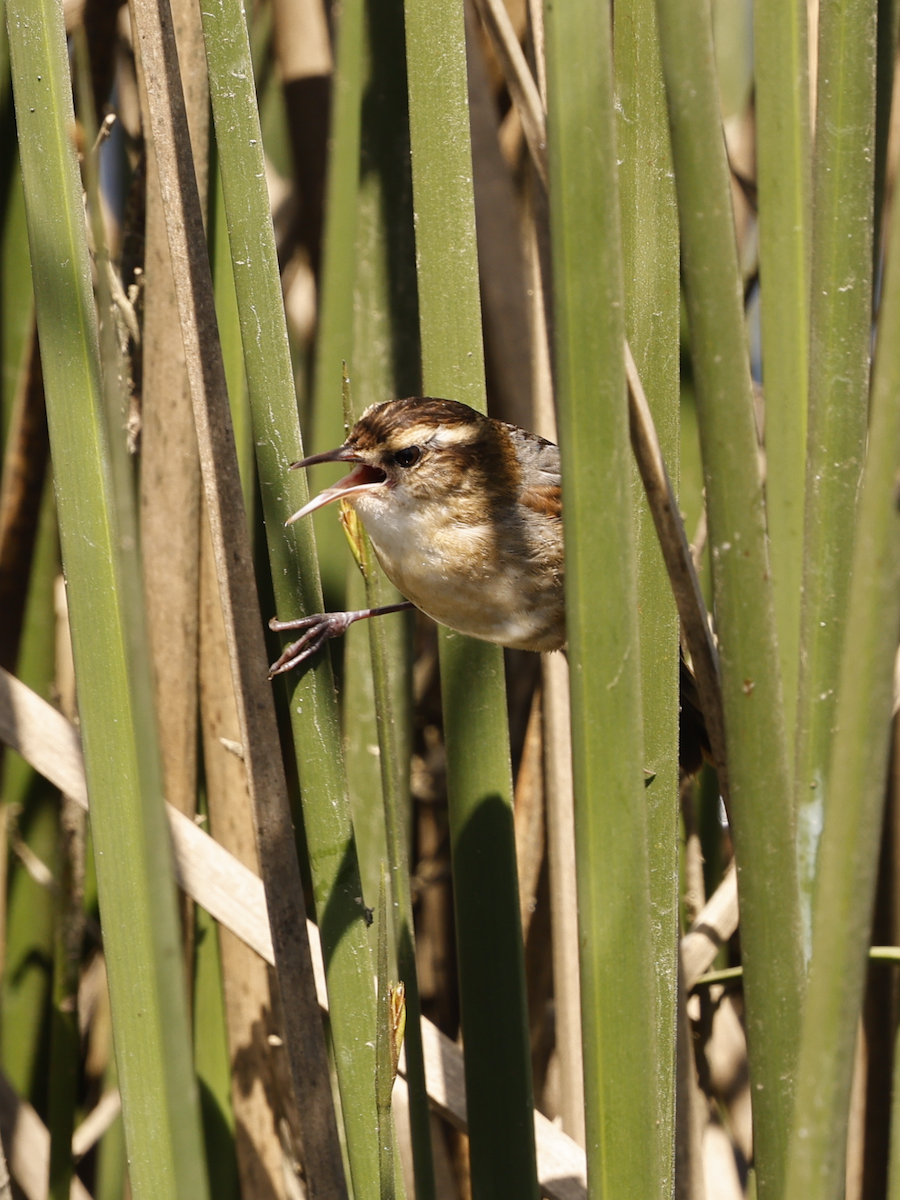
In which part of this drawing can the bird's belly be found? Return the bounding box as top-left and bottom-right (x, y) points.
(390, 556), (564, 652)
(355, 497), (564, 653)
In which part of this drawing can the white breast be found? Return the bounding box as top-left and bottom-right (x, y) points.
(351, 488), (563, 651)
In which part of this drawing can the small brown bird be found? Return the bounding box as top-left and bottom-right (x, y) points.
(269, 396), (707, 772)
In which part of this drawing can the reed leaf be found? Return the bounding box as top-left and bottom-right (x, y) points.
(0, 326), (54, 1113)
(403, 0), (539, 1193)
(615, 0), (680, 1182)
(794, 0), (877, 937)
(199, 0), (380, 1191)
(307, 0), (365, 601)
(208, 145), (253, 509)
(350, 41), (434, 1176)
(193, 899), (240, 1200)
(8, 3), (209, 1195)
(544, 0), (658, 1194)
(0, 172), (30, 439)
(753, 0), (811, 737)
(0, 481), (58, 1107)
(783, 87), (900, 1200)
(654, 0), (804, 1193)
(375, 869), (398, 1200)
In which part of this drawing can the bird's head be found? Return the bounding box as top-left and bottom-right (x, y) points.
(285, 396), (519, 526)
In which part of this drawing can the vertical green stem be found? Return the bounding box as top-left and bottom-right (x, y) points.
(362, 547), (433, 1200)
(307, 0), (366, 600)
(208, 140), (254, 511)
(403, 1), (539, 1195)
(753, 0), (810, 741)
(8, 3), (209, 1196)
(794, 0), (877, 943)
(199, 0), (379, 1191)
(47, 797), (84, 1200)
(348, 10), (431, 1179)
(375, 871), (397, 1200)
(784, 93), (900, 1199)
(312, 0), (363, 433)
(653, 0), (804, 1194)
(545, 0), (658, 1196)
(615, 0), (680, 1185)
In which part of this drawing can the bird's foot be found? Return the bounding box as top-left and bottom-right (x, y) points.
(267, 601), (415, 678)
(268, 611), (361, 677)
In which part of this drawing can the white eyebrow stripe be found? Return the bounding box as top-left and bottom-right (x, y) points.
(424, 424), (478, 449)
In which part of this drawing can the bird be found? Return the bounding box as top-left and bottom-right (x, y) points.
(268, 396), (708, 774)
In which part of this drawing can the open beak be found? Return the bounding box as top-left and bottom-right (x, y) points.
(285, 445), (387, 526)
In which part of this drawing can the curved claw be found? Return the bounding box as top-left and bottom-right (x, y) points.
(268, 611), (357, 678)
(267, 601), (416, 679)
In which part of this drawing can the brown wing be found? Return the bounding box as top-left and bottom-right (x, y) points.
(505, 424), (562, 520)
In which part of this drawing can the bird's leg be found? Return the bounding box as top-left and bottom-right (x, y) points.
(268, 601), (415, 678)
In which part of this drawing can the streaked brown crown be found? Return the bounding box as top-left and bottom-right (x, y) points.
(345, 397), (520, 513)
(351, 397), (483, 448)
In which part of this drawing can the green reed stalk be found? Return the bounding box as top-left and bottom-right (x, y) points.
(343, 571), (391, 907)
(306, 0), (366, 601)
(753, 0), (810, 741)
(350, 27), (433, 1180)
(0, 483), (57, 1103)
(654, 0), (804, 1194)
(784, 118), (900, 1200)
(544, 0), (659, 1194)
(794, 0), (877, 942)
(0, 178), (30, 436)
(8, 3), (209, 1195)
(193, 898), (240, 1199)
(374, 870), (398, 1200)
(360, 540), (430, 1200)
(199, 0), (381, 1191)
(208, 143), (253, 510)
(0, 198), (54, 1109)
(47, 798), (84, 1200)
(403, 1), (539, 1195)
(615, 0), (680, 1184)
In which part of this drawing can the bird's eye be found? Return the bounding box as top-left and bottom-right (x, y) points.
(393, 445), (421, 468)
